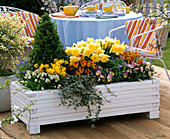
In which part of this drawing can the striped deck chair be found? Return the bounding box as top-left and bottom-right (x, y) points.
(109, 18), (170, 81)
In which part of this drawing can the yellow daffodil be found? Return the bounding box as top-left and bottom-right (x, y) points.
(70, 47), (80, 56)
(96, 48), (104, 55)
(88, 42), (97, 51)
(95, 38), (102, 43)
(99, 54), (110, 63)
(65, 47), (71, 56)
(91, 54), (99, 62)
(84, 47), (92, 57)
(86, 38), (94, 44)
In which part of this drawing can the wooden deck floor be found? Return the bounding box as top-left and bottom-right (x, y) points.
(0, 66), (170, 139)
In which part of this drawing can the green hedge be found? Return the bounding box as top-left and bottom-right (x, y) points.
(0, 0), (43, 15)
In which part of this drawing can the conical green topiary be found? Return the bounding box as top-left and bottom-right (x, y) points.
(29, 13), (67, 65)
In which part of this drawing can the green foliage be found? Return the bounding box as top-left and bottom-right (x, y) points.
(59, 74), (103, 127)
(29, 13), (67, 66)
(0, 0), (43, 15)
(0, 79), (11, 90)
(151, 37), (170, 70)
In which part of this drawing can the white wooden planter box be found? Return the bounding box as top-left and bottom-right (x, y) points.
(10, 77), (160, 134)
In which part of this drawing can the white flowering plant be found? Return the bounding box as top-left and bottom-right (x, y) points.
(0, 104), (33, 128)
(0, 13), (29, 76)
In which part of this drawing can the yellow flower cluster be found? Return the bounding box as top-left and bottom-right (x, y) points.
(65, 38), (110, 64)
(104, 37), (126, 55)
(34, 59), (68, 77)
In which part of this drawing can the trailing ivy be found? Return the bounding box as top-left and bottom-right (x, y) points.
(59, 74), (103, 128)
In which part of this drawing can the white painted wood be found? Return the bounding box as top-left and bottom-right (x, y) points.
(146, 110), (160, 119)
(10, 77), (160, 134)
(27, 125), (40, 135)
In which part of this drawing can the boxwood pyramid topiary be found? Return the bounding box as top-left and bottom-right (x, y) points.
(29, 12), (67, 65)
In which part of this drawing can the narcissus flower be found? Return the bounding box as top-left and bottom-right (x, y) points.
(96, 48), (104, 55)
(99, 54), (110, 63)
(86, 38), (94, 44)
(70, 47), (80, 56)
(88, 42), (97, 51)
(65, 47), (71, 56)
(91, 54), (99, 62)
(84, 47), (92, 57)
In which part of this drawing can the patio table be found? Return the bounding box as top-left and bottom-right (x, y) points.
(50, 11), (143, 47)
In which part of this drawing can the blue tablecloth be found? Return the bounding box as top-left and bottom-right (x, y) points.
(51, 11), (143, 47)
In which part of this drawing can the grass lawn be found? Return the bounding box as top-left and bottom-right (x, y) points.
(149, 37), (170, 70)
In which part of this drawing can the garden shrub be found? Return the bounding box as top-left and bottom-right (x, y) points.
(29, 12), (67, 66)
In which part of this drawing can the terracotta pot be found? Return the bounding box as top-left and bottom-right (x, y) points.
(0, 75), (16, 112)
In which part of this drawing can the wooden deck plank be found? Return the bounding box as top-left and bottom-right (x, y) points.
(121, 119), (168, 138)
(137, 119), (170, 137)
(74, 124), (110, 139)
(95, 122), (128, 139)
(104, 121), (150, 139)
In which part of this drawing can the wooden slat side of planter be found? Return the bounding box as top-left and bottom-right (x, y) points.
(10, 78), (160, 134)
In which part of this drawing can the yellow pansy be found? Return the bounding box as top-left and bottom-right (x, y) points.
(34, 63), (38, 68)
(39, 64), (45, 73)
(53, 59), (58, 62)
(44, 64), (49, 69)
(46, 68), (55, 74)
